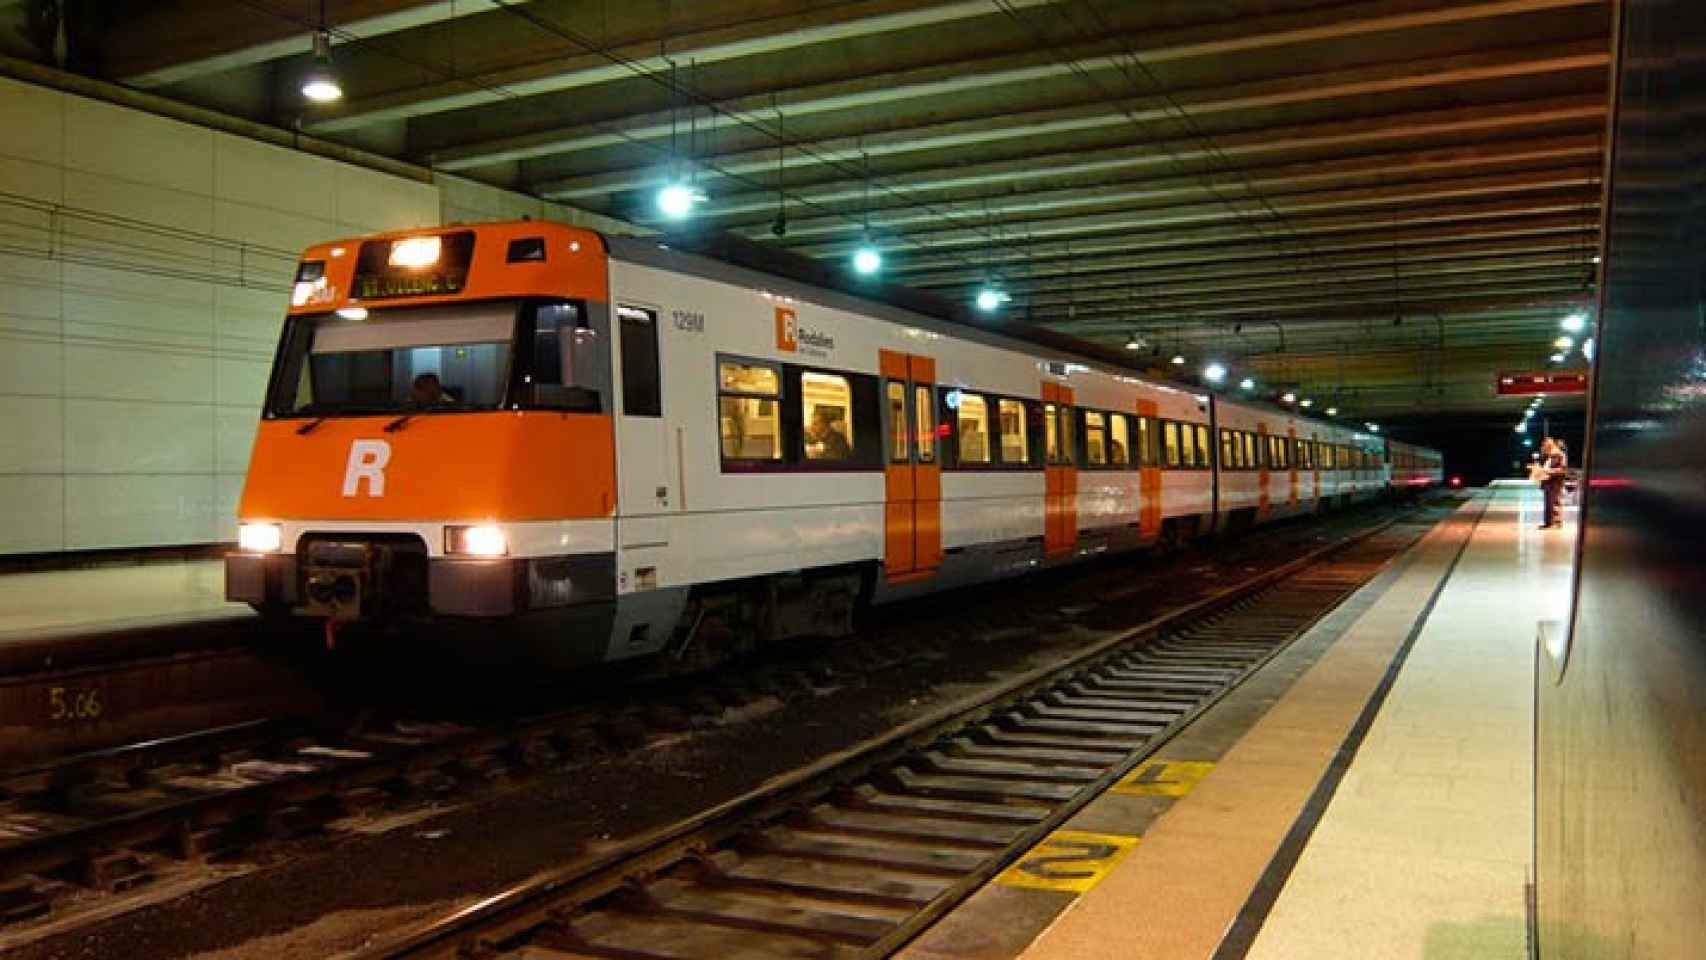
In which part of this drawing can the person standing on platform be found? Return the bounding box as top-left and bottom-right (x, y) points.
(1539, 437), (1568, 529)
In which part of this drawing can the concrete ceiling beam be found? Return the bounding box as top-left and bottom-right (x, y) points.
(299, 0), (1055, 135)
(660, 97), (1606, 223)
(114, 0), (520, 87)
(906, 229), (1598, 290)
(426, 0), (1600, 171)
(533, 44), (1609, 200)
(1039, 282), (1590, 325)
(734, 140), (1602, 241)
(787, 172), (1601, 258)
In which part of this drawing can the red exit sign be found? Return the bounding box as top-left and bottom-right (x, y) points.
(1497, 371), (1588, 396)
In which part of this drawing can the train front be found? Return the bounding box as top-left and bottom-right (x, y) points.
(226, 222), (617, 644)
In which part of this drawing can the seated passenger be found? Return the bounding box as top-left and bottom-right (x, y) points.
(806, 407), (853, 459)
(410, 372), (457, 406)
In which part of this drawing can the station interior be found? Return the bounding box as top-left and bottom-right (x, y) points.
(0, 1), (1699, 958)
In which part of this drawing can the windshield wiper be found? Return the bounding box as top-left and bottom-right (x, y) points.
(383, 412), (416, 433)
(296, 417), (329, 435)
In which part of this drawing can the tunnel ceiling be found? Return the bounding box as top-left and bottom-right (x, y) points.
(41, 0), (1611, 422)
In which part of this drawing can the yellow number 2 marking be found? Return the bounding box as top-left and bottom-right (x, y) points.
(1113, 759), (1215, 797)
(996, 829), (1140, 893)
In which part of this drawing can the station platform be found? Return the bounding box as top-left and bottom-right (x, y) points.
(0, 558), (250, 645)
(903, 481), (1574, 960)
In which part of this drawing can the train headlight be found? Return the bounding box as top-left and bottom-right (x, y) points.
(237, 522), (282, 553)
(446, 524), (508, 557)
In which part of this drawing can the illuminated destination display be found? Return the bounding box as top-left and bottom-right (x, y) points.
(1496, 371), (1588, 396)
(352, 231), (475, 299)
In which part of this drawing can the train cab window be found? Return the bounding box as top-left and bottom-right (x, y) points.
(1109, 414), (1130, 466)
(523, 299), (607, 411)
(801, 372), (855, 461)
(718, 360), (782, 461)
(957, 393), (992, 464)
(616, 306), (662, 417)
(886, 382), (908, 462)
(998, 399), (1028, 464)
(915, 385), (937, 463)
(1084, 411), (1108, 466)
(1162, 421), (1181, 468)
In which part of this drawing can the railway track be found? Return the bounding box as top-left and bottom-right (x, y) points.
(0, 502), (1433, 947)
(356, 513), (1434, 960)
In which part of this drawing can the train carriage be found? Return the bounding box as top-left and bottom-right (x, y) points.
(227, 220), (1440, 664)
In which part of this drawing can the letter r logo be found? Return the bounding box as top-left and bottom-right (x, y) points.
(342, 439), (391, 497)
(775, 306), (798, 352)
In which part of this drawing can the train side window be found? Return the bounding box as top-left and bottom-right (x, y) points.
(718, 359), (782, 461)
(1084, 411), (1108, 466)
(616, 305), (662, 417)
(524, 299), (606, 411)
(915, 385), (937, 463)
(1194, 425), (1209, 469)
(1243, 432), (1257, 470)
(998, 398), (1029, 464)
(801, 371), (855, 461)
(1136, 416), (1153, 466)
(958, 393), (992, 464)
(886, 381), (909, 463)
(1162, 421), (1181, 468)
(1109, 414), (1130, 466)
(1220, 429), (1235, 470)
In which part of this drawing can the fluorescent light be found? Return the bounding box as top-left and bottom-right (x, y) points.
(1325, 407), (1338, 416)
(237, 522), (282, 553)
(1239, 377), (1255, 391)
(1515, 423), (1527, 433)
(1583, 336), (1595, 361)
(1170, 354), (1186, 366)
(1202, 362), (1227, 383)
(1125, 334), (1142, 351)
(1561, 313), (1587, 333)
(976, 288), (1009, 312)
(1299, 398), (1314, 408)
(389, 236), (441, 268)
(1550, 352), (1566, 364)
(851, 245), (882, 275)
(1554, 335), (1574, 350)
(1280, 391), (1296, 403)
(1366, 422), (1380, 432)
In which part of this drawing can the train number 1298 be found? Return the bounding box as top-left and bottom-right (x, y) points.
(671, 310), (705, 333)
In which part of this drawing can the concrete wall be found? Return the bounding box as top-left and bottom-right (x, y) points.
(0, 75), (635, 555)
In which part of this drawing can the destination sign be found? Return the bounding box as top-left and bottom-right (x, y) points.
(352, 231), (475, 300)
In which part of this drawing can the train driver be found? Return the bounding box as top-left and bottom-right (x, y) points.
(410, 372), (457, 407)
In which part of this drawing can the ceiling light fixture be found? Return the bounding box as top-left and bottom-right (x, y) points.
(1554, 335), (1575, 350)
(656, 181), (703, 220)
(1170, 353), (1187, 366)
(301, 28), (343, 103)
(1239, 377), (1255, 391)
(1203, 362), (1227, 383)
(1299, 398), (1314, 408)
(1560, 313), (1587, 333)
(1125, 333), (1143, 351)
(851, 241), (882, 276)
(1280, 391), (1297, 403)
(1550, 352), (1566, 364)
(975, 287), (1009, 312)
(1325, 406), (1338, 416)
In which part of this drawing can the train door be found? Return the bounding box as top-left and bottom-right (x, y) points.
(613, 304), (674, 517)
(1136, 399), (1162, 540)
(1042, 382), (1077, 557)
(1257, 421), (1272, 518)
(1287, 425), (1301, 507)
(880, 350), (941, 583)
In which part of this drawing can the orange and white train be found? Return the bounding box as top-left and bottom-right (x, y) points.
(226, 221), (1442, 661)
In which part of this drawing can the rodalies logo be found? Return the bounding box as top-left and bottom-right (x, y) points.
(775, 305), (835, 357)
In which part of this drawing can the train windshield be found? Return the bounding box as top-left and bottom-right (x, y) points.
(267, 299), (607, 417)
